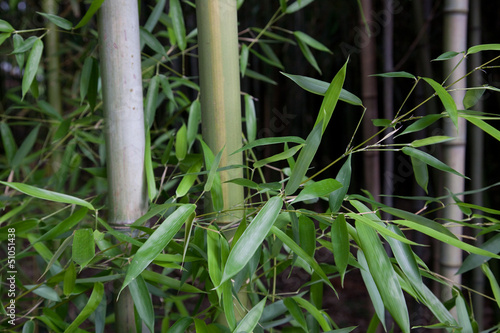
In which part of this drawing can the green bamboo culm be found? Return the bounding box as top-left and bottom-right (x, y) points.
(195, 0), (247, 323)
(98, 0), (148, 331)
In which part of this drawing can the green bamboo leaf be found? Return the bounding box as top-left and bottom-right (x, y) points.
(414, 278), (456, 327)
(240, 44), (249, 77)
(281, 72), (362, 106)
(187, 100), (201, 146)
(36, 207), (88, 243)
(72, 228), (95, 268)
(199, 139), (224, 212)
(204, 147), (224, 192)
(382, 207), (456, 238)
(467, 43), (500, 55)
(74, 0), (105, 29)
(141, 270), (203, 293)
(397, 114), (443, 137)
(207, 226), (223, 290)
(22, 320), (35, 333)
(293, 296), (331, 331)
(244, 94), (256, 143)
(25, 284), (61, 302)
(0, 32), (10, 46)
(421, 77), (458, 129)
(194, 318), (209, 333)
(0, 19), (14, 32)
(11, 124), (40, 168)
(332, 214), (349, 286)
(170, 0), (186, 51)
(37, 12), (73, 30)
(370, 71), (416, 79)
(455, 293), (473, 333)
(294, 31), (332, 53)
(463, 88), (485, 109)
(159, 75), (176, 105)
(329, 154), (352, 213)
(432, 51), (461, 61)
(176, 158), (202, 197)
(372, 118), (393, 127)
(37, 100), (62, 120)
(256, 42), (284, 69)
(355, 220), (410, 333)
(140, 27), (168, 58)
(293, 178), (342, 203)
(233, 136), (305, 155)
(80, 56), (92, 103)
(299, 215), (316, 257)
(0, 122), (17, 164)
(121, 204), (196, 293)
(271, 226), (335, 291)
(315, 59), (348, 133)
(145, 75), (160, 129)
(0, 219), (38, 241)
(145, 130), (157, 200)
(129, 275), (155, 333)
(175, 124), (187, 161)
(464, 116), (500, 142)
(410, 136), (454, 148)
(12, 34), (24, 68)
(296, 36), (321, 74)
(410, 155), (428, 193)
(22, 38), (43, 100)
(251, 27), (296, 44)
(144, 0), (166, 32)
(285, 0), (314, 13)
(285, 121), (322, 195)
(245, 68), (278, 85)
(10, 35), (38, 54)
(64, 282), (104, 333)
(458, 233), (500, 274)
(358, 250), (386, 331)
(169, 318), (193, 333)
(254, 144), (303, 168)
(0, 181), (95, 210)
(284, 298), (308, 331)
(402, 147), (468, 179)
(63, 262), (76, 296)
(234, 297), (267, 333)
(221, 197), (282, 285)
(222, 280), (236, 331)
(482, 263), (500, 309)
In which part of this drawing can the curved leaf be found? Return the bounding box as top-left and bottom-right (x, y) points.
(37, 12), (73, 30)
(329, 154), (352, 212)
(421, 77), (458, 129)
(74, 0), (105, 29)
(129, 275), (155, 333)
(22, 38), (43, 100)
(332, 214), (349, 286)
(233, 136), (305, 155)
(254, 144), (303, 168)
(170, 0), (186, 51)
(0, 19), (14, 32)
(64, 282), (104, 333)
(293, 178), (342, 203)
(402, 147), (468, 179)
(234, 297), (267, 333)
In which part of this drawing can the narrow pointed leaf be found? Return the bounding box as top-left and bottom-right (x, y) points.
(370, 71), (415, 79)
(64, 282), (104, 333)
(355, 220), (410, 333)
(254, 144), (303, 168)
(281, 72), (363, 106)
(245, 68), (277, 85)
(467, 44), (500, 55)
(464, 116), (500, 142)
(140, 27), (168, 58)
(455, 293), (473, 333)
(129, 275), (155, 333)
(175, 124), (187, 161)
(244, 94), (256, 142)
(233, 136), (305, 155)
(458, 233), (500, 274)
(74, 0), (105, 29)
(294, 31), (332, 53)
(22, 39), (43, 99)
(398, 114), (443, 137)
(240, 44), (249, 77)
(463, 88), (485, 109)
(72, 228), (95, 268)
(0, 181), (95, 210)
(221, 197), (282, 285)
(285, 121), (322, 195)
(293, 297), (331, 331)
(410, 155), (428, 193)
(410, 136), (454, 147)
(432, 51), (461, 61)
(145, 75), (160, 129)
(121, 204), (196, 293)
(176, 158), (202, 197)
(37, 12), (73, 30)
(422, 77), (458, 129)
(204, 147), (224, 192)
(187, 100), (201, 146)
(285, 0), (314, 13)
(296, 37), (321, 74)
(482, 263), (500, 309)
(63, 262), (76, 296)
(200, 139), (223, 211)
(0, 19), (14, 32)
(284, 298), (308, 331)
(170, 0), (186, 51)
(0, 122), (17, 164)
(145, 130), (157, 200)
(358, 250), (386, 331)
(329, 154), (352, 212)
(234, 297), (267, 333)
(332, 214), (349, 286)
(293, 178), (342, 203)
(402, 147), (468, 179)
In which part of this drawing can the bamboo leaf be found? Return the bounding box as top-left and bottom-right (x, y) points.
(145, 130), (157, 200)
(410, 136), (454, 147)
(455, 293), (473, 333)
(332, 214), (349, 286)
(293, 178), (342, 203)
(141, 270), (203, 293)
(296, 35), (321, 74)
(245, 68), (277, 85)
(22, 320), (34, 333)
(144, 0), (166, 32)
(432, 51), (461, 61)
(145, 75), (160, 130)
(35, 207), (88, 242)
(207, 226), (223, 290)
(234, 297), (267, 333)
(402, 147), (468, 179)
(284, 298), (308, 331)
(64, 282), (104, 333)
(358, 250), (386, 331)
(285, 121), (322, 195)
(458, 233), (500, 274)
(204, 147), (223, 192)
(22, 38), (43, 100)
(0, 122), (18, 164)
(74, 0), (105, 29)
(0, 181), (95, 210)
(410, 155), (428, 193)
(140, 27), (168, 58)
(199, 139), (224, 211)
(464, 116), (500, 142)
(120, 204), (196, 293)
(240, 44), (249, 77)
(293, 296), (332, 331)
(129, 275), (155, 333)
(397, 114), (443, 137)
(187, 100), (201, 146)
(482, 263), (500, 309)
(421, 77), (458, 129)
(175, 124), (188, 162)
(63, 262), (76, 296)
(258, 42), (284, 70)
(25, 284), (61, 302)
(271, 226), (335, 291)
(12, 34), (24, 68)
(170, 0), (186, 51)
(329, 154), (352, 213)
(244, 94), (256, 142)
(299, 215), (316, 257)
(221, 197), (282, 285)
(294, 31), (332, 53)
(72, 228), (95, 268)
(37, 12), (73, 30)
(463, 88), (485, 109)
(355, 220), (410, 333)
(0, 32), (10, 46)
(370, 71), (416, 79)
(285, 0), (314, 13)
(467, 43), (500, 55)
(11, 35), (38, 54)
(169, 318), (193, 333)
(254, 144), (303, 169)
(37, 100), (62, 120)
(233, 136), (305, 155)
(0, 19), (14, 32)
(176, 158), (202, 197)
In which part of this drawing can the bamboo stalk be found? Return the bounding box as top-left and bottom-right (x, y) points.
(98, 1), (147, 331)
